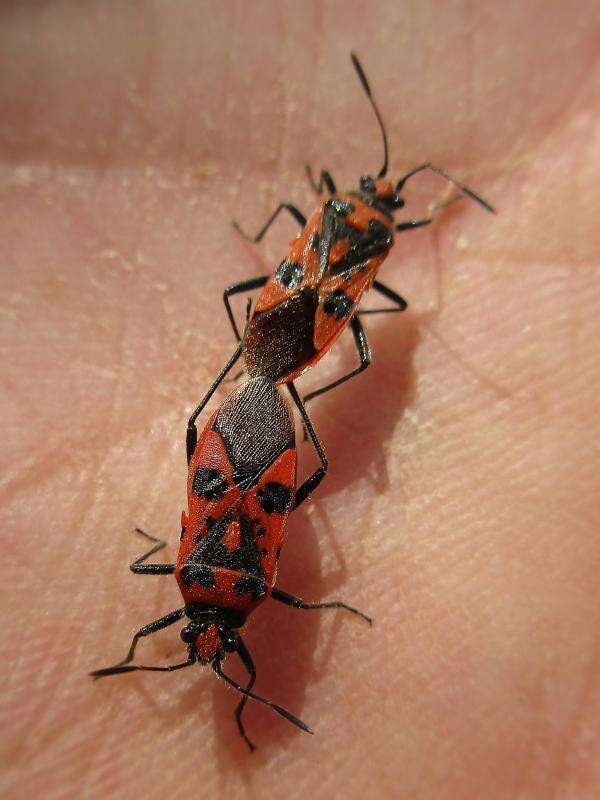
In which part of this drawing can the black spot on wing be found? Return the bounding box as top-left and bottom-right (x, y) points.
(326, 215), (393, 276)
(257, 482), (293, 514)
(184, 515), (266, 592)
(233, 576), (267, 599)
(331, 219), (356, 244)
(180, 564), (215, 589)
(193, 467), (229, 500)
(368, 218), (388, 236)
(323, 290), (354, 320)
(309, 231), (320, 251)
(275, 259), (304, 291)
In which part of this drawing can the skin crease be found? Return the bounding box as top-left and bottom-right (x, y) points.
(1, 0), (599, 798)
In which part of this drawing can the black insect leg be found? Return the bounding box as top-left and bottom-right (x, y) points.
(357, 279), (408, 316)
(271, 587), (372, 624)
(287, 382), (328, 509)
(233, 204), (307, 243)
(395, 162), (495, 214)
(395, 193), (463, 233)
(90, 607), (187, 678)
(91, 656), (196, 679)
(213, 646), (312, 740)
(305, 164), (337, 196)
(187, 342), (243, 464)
(233, 637), (257, 751)
(130, 528), (175, 575)
(302, 315), (372, 406)
(223, 275), (269, 342)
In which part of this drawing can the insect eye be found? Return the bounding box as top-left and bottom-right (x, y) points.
(180, 626), (196, 644)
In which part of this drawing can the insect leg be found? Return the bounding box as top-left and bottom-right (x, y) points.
(287, 382), (328, 509)
(395, 162), (495, 214)
(358, 279), (408, 315)
(271, 587), (372, 624)
(187, 342), (243, 464)
(395, 192), (466, 233)
(223, 275), (269, 342)
(305, 164), (337, 196)
(213, 648), (312, 738)
(233, 637), (257, 751)
(233, 204), (307, 243)
(90, 607), (187, 677)
(129, 528), (174, 575)
(302, 315), (372, 406)
(91, 656), (196, 678)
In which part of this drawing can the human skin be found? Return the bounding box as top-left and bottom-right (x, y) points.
(1, 1), (599, 798)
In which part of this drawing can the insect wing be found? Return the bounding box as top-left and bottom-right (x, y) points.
(240, 447), (297, 589)
(254, 208), (323, 314)
(182, 418), (242, 564)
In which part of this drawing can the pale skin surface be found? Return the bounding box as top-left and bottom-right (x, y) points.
(1, 1), (599, 798)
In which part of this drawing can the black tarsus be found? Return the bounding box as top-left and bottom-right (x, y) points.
(223, 275), (269, 342)
(90, 607), (187, 678)
(395, 162), (495, 215)
(395, 192), (466, 233)
(233, 204), (307, 244)
(287, 381), (328, 509)
(213, 653), (313, 737)
(130, 527), (175, 575)
(303, 315), (371, 407)
(350, 52), (389, 179)
(187, 342), (243, 464)
(358, 279), (408, 315)
(234, 638), (258, 751)
(91, 655), (196, 678)
(305, 164), (337, 196)
(271, 587), (372, 624)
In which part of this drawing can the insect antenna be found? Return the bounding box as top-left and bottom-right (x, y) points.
(396, 162), (496, 214)
(213, 657), (313, 735)
(351, 52), (389, 179)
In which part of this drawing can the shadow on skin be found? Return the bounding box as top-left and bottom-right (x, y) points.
(209, 494), (372, 765)
(202, 314), (421, 768)
(209, 511), (326, 768)
(297, 308), (420, 500)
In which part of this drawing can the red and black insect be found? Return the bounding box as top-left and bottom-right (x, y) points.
(91, 376), (369, 750)
(192, 53), (494, 446)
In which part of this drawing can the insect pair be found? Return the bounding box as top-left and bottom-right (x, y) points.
(91, 53), (494, 750)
